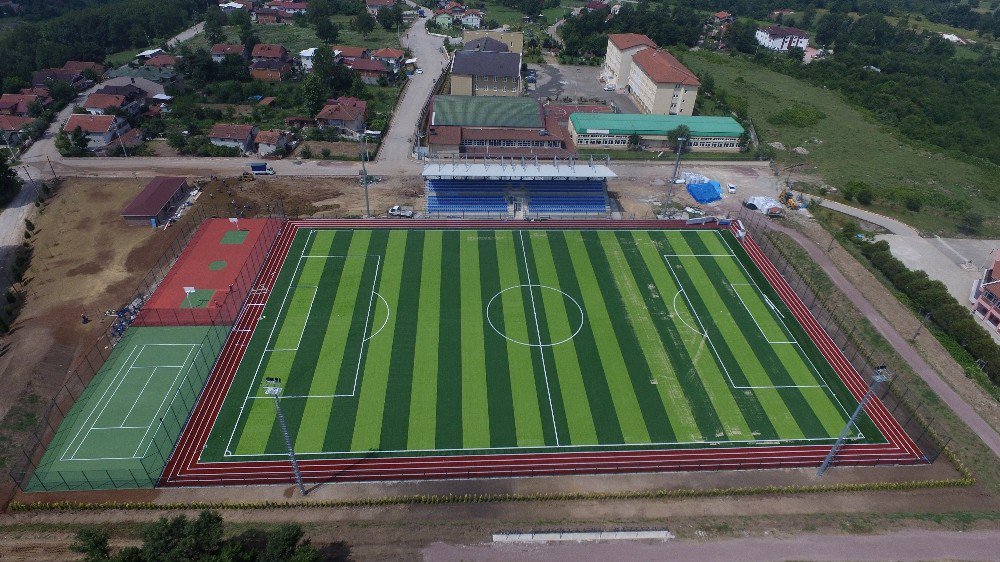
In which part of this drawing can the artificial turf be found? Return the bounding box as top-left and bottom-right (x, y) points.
(201, 228), (884, 462)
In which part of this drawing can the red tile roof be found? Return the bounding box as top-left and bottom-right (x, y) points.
(426, 125), (462, 146)
(0, 93), (39, 115)
(348, 58), (388, 72)
(0, 115), (34, 132)
(761, 25), (808, 38)
(631, 49), (700, 86)
(608, 33), (657, 51)
(316, 97), (367, 121)
(64, 114), (117, 134)
(83, 93), (126, 110)
(144, 55), (177, 68)
(62, 60), (105, 74)
(586, 1), (605, 9)
(371, 47), (405, 59)
(365, 0), (395, 6)
(121, 176), (187, 217)
(209, 123), (255, 140)
(254, 129), (285, 144)
(258, 96), (277, 106)
(251, 43), (288, 59)
(714, 10), (731, 18)
(211, 43), (245, 56)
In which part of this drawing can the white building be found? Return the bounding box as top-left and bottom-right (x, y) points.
(625, 48), (700, 115)
(755, 25), (809, 51)
(602, 33), (657, 87)
(300, 48), (317, 72)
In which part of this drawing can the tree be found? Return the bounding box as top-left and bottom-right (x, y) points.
(0, 148), (24, 207)
(205, 4), (226, 45)
(376, 5), (402, 31)
(725, 19), (758, 54)
(315, 17), (339, 42)
(668, 124), (691, 149)
(302, 73), (329, 113)
(71, 528), (111, 562)
(627, 133), (641, 150)
(959, 211), (983, 234)
(352, 11), (376, 37)
(786, 46), (805, 61)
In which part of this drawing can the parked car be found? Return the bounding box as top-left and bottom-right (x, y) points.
(415, 67), (423, 74)
(727, 183), (737, 194)
(603, 83), (616, 91)
(389, 205), (414, 218)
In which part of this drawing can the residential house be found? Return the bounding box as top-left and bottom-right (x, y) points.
(265, 0), (308, 15)
(347, 58), (389, 85)
(208, 123), (256, 152)
(82, 93), (128, 115)
(315, 96), (367, 135)
(63, 114), (130, 151)
(144, 55), (178, 69)
(464, 36), (509, 52)
(299, 48), (318, 72)
(602, 33), (656, 87)
(19, 87), (53, 104)
(211, 43), (247, 63)
(93, 84), (147, 115)
(450, 50), (522, 96)
(433, 10), (453, 28)
(461, 9), (482, 28)
(250, 59), (291, 81)
(755, 25), (809, 51)
(218, 1), (247, 14)
(370, 48), (405, 73)
(136, 48), (165, 60)
(712, 10), (733, 24)
(62, 60), (106, 76)
(462, 30), (524, 54)
(0, 93), (42, 117)
(31, 68), (87, 89)
(100, 77), (164, 98)
(106, 66), (180, 87)
(258, 96), (276, 107)
(0, 115), (34, 147)
(251, 43), (289, 63)
(254, 129), (289, 155)
(443, 1), (464, 15)
(365, 0), (396, 16)
(253, 8), (287, 23)
(284, 116), (315, 128)
(331, 45), (369, 64)
(626, 48), (700, 115)
(973, 253), (1000, 336)
(585, 1), (606, 12)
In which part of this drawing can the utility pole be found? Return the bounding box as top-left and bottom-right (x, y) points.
(45, 155), (58, 180)
(671, 136), (687, 180)
(264, 378), (306, 495)
(911, 312), (931, 342)
(818, 366), (891, 476)
(359, 134), (371, 218)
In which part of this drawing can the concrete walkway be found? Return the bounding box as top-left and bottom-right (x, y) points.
(760, 219), (1000, 458)
(423, 529), (1000, 561)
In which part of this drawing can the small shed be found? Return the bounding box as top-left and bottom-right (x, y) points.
(121, 176), (189, 227)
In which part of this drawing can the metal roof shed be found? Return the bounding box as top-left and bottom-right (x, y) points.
(121, 176), (189, 227)
(422, 162), (616, 180)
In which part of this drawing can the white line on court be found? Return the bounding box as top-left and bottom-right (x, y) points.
(133, 344), (201, 458)
(343, 254), (381, 397)
(519, 230), (561, 447)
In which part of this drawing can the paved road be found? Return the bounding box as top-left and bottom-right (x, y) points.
(760, 219), (1000, 458)
(423, 530), (1000, 561)
(166, 21), (204, 49)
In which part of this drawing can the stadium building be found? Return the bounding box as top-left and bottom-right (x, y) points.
(567, 113), (745, 152)
(424, 95), (575, 158)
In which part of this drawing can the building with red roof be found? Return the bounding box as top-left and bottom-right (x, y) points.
(315, 96), (367, 135)
(347, 58), (388, 84)
(121, 176), (189, 227)
(627, 49), (700, 115)
(331, 45), (368, 64)
(756, 25), (809, 52)
(63, 114), (130, 151)
(0, 93), (42, 117)
(371, 48), (405, 72)
(208, 123), (257, 152)
(0, 115), (34, 146)
(211, 44), (246, 63)
(602, 33), (657, 87)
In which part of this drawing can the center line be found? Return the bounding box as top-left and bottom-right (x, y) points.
(520, 230), (560, 446)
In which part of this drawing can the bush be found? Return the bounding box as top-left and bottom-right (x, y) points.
(904, 195), (923, 212)
(856, 185), (874, 205)
(321, 148), (331, 159)
(766, 103), (827, 127)
(300, 145), (313, 159)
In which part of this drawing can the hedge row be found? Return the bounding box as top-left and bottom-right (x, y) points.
(9, 473), (973, 512)
(846, 228), (1000, 386)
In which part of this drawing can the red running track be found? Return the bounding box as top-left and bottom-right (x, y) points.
(160, 220), (923, 487)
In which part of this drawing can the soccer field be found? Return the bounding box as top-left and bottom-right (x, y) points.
(201, 228), (884, 462)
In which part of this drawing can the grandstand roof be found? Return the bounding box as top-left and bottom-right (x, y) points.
(569, 113), (744, 137)
(430, 95), (543, 128)
(422, 161), (616, 180)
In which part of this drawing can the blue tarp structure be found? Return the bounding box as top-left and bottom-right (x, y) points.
(686, 180), (722, 204)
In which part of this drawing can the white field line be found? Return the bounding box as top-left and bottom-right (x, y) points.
(729, 284), (798, 345)
(717, 232), (859, 428)
(343, 255), (381, 397)
(264, 285), (318, 353)
(519, 230), (560, 446)
(224, 229), (315, 455)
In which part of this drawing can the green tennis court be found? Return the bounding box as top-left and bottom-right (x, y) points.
(28, 325), (227, 491)
(201, 228), (885, 463)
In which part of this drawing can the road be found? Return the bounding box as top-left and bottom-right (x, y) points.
(423, 529), (1000, 561)
(166, 21), (204, 49)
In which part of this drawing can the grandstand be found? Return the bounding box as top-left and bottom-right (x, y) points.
(422, 158), (615, 217)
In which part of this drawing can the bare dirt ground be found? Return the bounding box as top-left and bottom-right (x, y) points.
(2, 173), (999, 560)
(292, 141), (365, 160)
(145, 139), (180, 157)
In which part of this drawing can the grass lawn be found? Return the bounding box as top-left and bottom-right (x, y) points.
(181, 20), (403, 54)
(201, 227), (878, 462)
(678, 50), (1000, 237)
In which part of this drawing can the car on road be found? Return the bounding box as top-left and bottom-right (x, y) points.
(603, 83), (616, 91)
(415, 68), (423, 74)
(389, 205), (414, 218)
(727, 183), (737, 194)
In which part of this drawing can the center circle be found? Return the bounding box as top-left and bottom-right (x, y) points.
(486, 285), (584, 347)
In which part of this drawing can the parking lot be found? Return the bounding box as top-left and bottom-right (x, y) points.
(527, 63), (638, 113)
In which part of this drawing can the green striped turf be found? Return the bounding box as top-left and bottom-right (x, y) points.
(205, 228), (884, 462)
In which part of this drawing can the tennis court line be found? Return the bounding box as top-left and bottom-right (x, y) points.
(132, 344), (202, 458)
(519, 230), (561, 447)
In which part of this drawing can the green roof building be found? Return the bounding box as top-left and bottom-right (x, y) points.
(430, 95), (543, 128)
(568, 113), (745, 151)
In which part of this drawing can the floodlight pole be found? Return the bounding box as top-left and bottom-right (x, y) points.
(359, 134), (371, 218)
(267, 384), (306, 495)
(671, 137), (687, 181)
(818, 366), (891, 476)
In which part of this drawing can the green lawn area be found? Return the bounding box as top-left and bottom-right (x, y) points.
(181, 20), (403, 54)
(201, 228), (877, 462)
(678, 50), (1000, 236)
